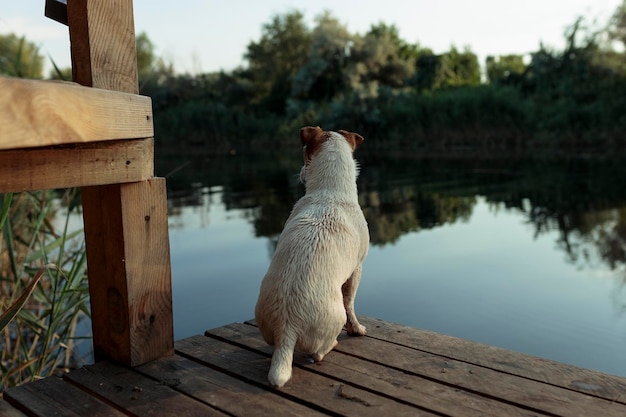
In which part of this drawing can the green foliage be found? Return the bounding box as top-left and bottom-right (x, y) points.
(144, 6), (626, 154)
(350, 22), (416, 90)
(486, 54), (526, 84)
(136, 31), (156, 80)
(244, 11), (312, 113)
(0, 190), (89, 391)
(434, 46), (481, 89)
(608, 0), (626, 49)
(0, 33), (44, 78)
(291, 11), (353, 102)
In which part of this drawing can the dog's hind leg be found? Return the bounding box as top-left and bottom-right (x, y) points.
(268, 331), (297, 388)
(342, 265), (367, 336)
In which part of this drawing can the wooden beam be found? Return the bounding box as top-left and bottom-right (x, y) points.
(0, 139), (154, 193)
(82, 179), (174, 365)
(68, 0), (174, 366)
(0, 77), (153, 151)
(68, 0), (139, 93)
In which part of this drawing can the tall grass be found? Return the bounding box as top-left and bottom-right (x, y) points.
(0, 189), (90, 391)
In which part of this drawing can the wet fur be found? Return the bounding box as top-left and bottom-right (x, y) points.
(254, 126), (369, 387)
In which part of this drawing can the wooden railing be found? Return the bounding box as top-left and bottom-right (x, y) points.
(0, 0), (174, 367)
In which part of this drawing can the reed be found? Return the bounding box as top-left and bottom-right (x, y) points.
(0, 189), (90, 391)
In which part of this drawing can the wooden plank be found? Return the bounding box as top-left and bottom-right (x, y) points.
(0, 399), (28, 417)
(67, 0), (139, 93)
(82, 178), (174, 365)
(68, 0), (174, 366)
(238, 321), (626, 417)
(3, 376), (125, 417)
(176, 335), (438, 417)
(63, 361), (229, 417)
(357, 316), (626, 403)
(137, 354), (328, 417)
(0, 77), (153, 151)
(0, 138), (153, 193)
(335, 330), (626, 417)
(206, 324), (549, 417)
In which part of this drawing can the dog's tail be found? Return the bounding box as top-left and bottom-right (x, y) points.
(268, 329), (297, 387)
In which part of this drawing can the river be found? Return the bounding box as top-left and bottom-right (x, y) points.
(155, 151), (626, 378)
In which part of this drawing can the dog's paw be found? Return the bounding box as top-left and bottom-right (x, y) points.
(346, 323), (367, 336)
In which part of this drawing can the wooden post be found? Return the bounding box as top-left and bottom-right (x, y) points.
(67, 0), (174, 365)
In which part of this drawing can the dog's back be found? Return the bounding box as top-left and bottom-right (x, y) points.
(255, 127), (368, 387)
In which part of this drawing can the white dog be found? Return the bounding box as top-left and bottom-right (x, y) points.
(255, 126), (369, 388)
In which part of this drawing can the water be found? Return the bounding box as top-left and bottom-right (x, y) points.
(162, 153), (626, 378)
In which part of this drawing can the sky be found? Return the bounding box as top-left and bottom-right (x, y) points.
(1, 0), (622, 76)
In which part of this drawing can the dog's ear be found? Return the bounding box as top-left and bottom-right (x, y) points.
(338, 130), (364, 151)
(300, 126), (324, 147)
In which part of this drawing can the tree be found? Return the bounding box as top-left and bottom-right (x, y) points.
(136, 32), (156, 80)
(435, 46), (481, 89)
(244, 11), (312, 113)
(608, 0), (626, 49)
(349, 23), (416, 90)
(0, 33), (44, 78)
(290, 11), (354, 102)
(486, 55), (526, 84)
(412, 47), (439, 91)
(133, 32), (174, 95)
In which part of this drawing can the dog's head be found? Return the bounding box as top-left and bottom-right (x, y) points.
(299, 126), (364, 167)
(298, 126), (364, 185)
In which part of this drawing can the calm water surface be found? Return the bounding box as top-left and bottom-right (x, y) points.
(160, 152), (626, 378)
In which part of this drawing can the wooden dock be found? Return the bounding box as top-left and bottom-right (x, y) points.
(3, 316), (626, 417)
(3, 3), (626, 417)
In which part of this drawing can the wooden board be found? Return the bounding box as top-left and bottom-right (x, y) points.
(215, 322), (626, 417)
(4, 317), (626, 417)
(67, 0), (139, 93)
(3, 376), (125, 417)
(63, 362), (229, 417)
(206, 324), (539, 417)
(66, 0), (175, 367)
(356, 316), (626, 402)
(137, 354), (327, 417)
(82, 178), (174, 366)
(175, 335), (437, 417)
(0, 138), (153, 193)
(0, 399), (27, 417)
(0, 77), (152, 151)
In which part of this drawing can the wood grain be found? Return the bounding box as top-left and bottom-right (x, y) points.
(68, 0), (139, 93)
(0, 399), (28, 417)
(0, 139), (153, 193)
(356, 316), (626, 403)
(206, 323), (545, 417)
(4, 318), (626, 416)
(3, 376), (125, 417)
(0, 77), (152, 150)
(82, 179), (174, 365)
(137, 354), (327, 417)
(64, 362), (228, 417)
(176, 335), (437, 417)
(67, 0), (174, 366)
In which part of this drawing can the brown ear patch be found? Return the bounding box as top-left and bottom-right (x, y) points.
(300, 126), (328, 164)
(300, 127), (364, 164)
(338, 130), (364, 151)
(300, 126), (323, 147)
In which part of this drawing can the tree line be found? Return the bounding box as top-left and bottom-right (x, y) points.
(3, 2), (626, 154)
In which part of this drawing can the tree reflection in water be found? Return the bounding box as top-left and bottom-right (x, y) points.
(159, 152), (626, 313)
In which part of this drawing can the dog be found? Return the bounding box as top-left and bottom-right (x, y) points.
(255, 126), (369, 388)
